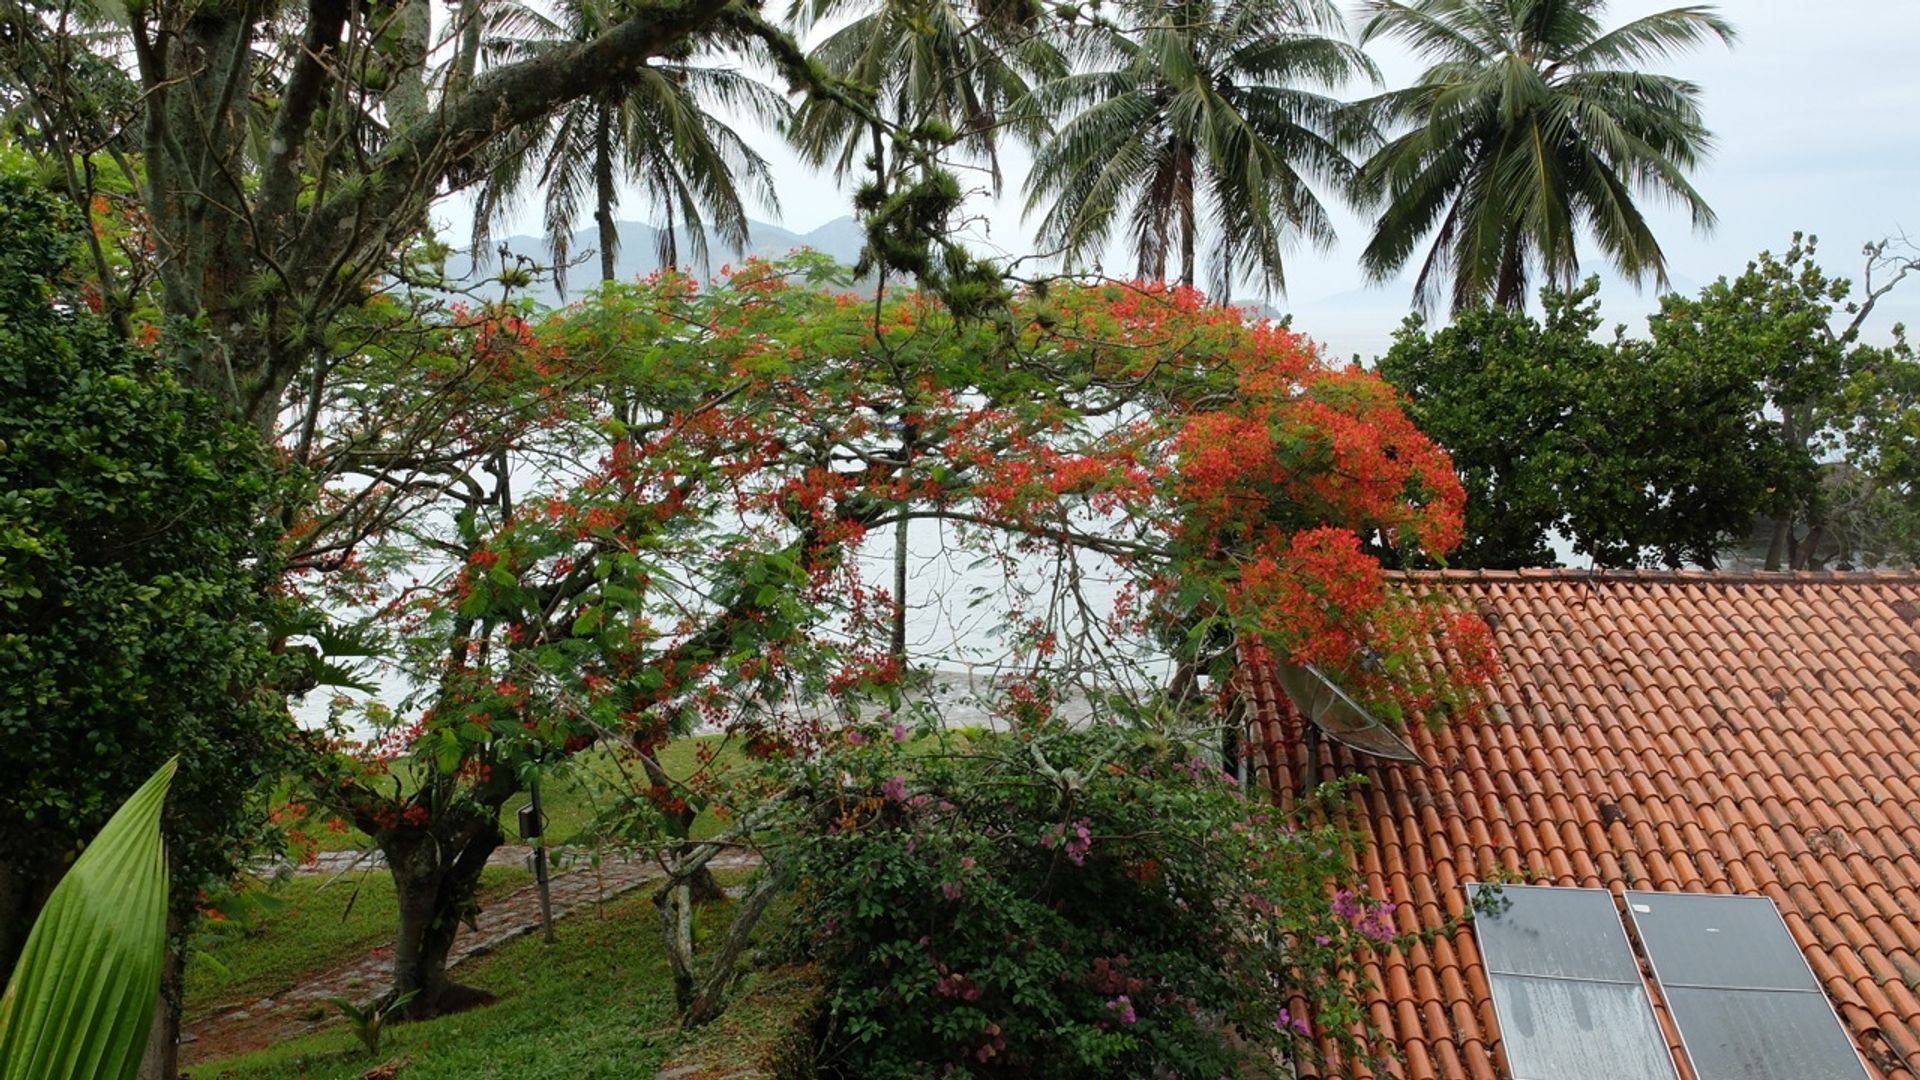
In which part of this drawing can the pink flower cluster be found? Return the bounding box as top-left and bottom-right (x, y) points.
(1042, 818), (1094, 865)
(1273, 1007), (1311, 1037)
(934, 969), (982, 1001)
(1332, 887), (1397, 943)
(1105, 994), (1137, 1025)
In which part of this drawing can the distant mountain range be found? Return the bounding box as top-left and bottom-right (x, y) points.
(452, 216), (869, 308)
(452, 219), (1920, 362)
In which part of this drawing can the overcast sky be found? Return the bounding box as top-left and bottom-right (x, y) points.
(437, 0), (1920, 359)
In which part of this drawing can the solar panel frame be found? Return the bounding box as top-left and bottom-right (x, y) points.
(1659, 986), (1873, 1080)
(1623, 890), (1871, 1080)
(1468, 884), (1681, 1080)
(1621, 890), (1819, 992)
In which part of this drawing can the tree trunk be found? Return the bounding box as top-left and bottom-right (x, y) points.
(889, 422), (915, 664)
(135, 924), (185, 1080)
(639, 753), (726, 905)
(1764, 518), (1792, 571)
(381, 0), (430, 133)
(1177, 148), (1196, 290)
(890, 511), (909, 663)
(661, 197), (679, 273)
(595, 109), (619, 285)
(381, 813), (505, 1018)
(1494, 233), (1526, 310)
(682, 872), (781, 1027)
(1765, 410), (1813, 571)
(1216, 233), (1234, 306)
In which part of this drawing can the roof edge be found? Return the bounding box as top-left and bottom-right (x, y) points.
(1398, 567), (1920, 586)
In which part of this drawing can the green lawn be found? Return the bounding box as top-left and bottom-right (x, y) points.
(185, 866), (532, 1021)
(186, 876), (770, 1080)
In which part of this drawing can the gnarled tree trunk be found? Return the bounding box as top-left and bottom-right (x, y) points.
(639, 751), (726, 905)
(378, 808), (507, 1018)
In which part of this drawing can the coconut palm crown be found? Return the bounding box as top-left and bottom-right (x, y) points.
(1022, 0), (1374, 297)
(786, 0), (1063, 192)
(468, 0), (788, 295)
(1354, 0), (1735, 312)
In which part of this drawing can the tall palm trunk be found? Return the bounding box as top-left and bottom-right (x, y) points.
(1177, 147), (1197, 289)
(661, 193), (679, 272)
(595, 106), (619, 284)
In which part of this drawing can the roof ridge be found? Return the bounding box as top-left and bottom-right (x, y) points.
(1395, 567), (1920, 585)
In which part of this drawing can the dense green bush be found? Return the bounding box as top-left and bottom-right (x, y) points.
(0, 173), (288, 976)
(772, 723), (1403, 1078)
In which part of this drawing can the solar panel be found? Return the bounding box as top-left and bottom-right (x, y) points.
(1661, 988), (1871, 1080)
(1624, 891), (1869, 1080)
(1469, 884), (1679, 1080)
(1623, 890), (1817, 991)
(1472, 884), (1645, 983)
(1487, 976), (1684, 1080)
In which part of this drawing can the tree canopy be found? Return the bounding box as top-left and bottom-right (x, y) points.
(1022, 0), (1372, 294)
(1353, 0), (1734, 311)
(1380, 237), (1920, 570)
(0, 172), (287, 978)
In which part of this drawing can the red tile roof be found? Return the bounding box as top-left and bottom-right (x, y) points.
(1240, 569), (1920, 1080)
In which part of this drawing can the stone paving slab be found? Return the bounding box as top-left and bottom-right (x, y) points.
(261, 842), (555, 877)
(182, 849), (758, 1065)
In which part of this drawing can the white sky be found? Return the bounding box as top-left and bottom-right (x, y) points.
(436, 0), (1920, 359)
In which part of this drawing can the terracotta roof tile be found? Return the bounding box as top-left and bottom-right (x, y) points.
(1241, 570), (1920, 1080)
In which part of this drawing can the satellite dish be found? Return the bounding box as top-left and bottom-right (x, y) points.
(1272, 660), (1424, 764)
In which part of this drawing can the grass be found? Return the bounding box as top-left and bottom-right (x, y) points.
(299, 735), (746, 853)
(185, 866), (532, 1021)
(186, 874), (777, 1080)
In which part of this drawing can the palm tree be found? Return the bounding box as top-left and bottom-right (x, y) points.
(1353, 0), (1735, 312)
(786, 0), (1063, 192)
(469, 0), (789, 294)
(1021, 0), (1372, 296)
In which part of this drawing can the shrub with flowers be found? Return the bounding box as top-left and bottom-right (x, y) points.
(769, 722), (1412, 1078)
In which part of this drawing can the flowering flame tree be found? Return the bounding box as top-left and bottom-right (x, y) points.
(283, 251), (1493, 1017)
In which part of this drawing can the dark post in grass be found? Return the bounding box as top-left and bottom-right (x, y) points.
(519, 784), (555, 943)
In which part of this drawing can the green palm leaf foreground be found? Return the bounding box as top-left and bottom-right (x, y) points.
(469, 0), (788, 294)
(1023, 0), (1372, 296)
(1353, 0), (1736, 311)
(0, 758), (175, 1080)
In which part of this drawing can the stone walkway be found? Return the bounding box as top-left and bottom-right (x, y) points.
(264, 843), (558, 876)
(181, 849), (758, 1066)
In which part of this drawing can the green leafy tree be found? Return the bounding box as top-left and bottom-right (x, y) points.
(470, 0), (789, 292)
(1353, 0), (1734, 311)
(1648, 233), (1920, 568)
(0, 176), (286, 1033)
(1379, 279), (1798, 568)
(291, 257), (1492, 1019)
(1023, 0), (1370, 293)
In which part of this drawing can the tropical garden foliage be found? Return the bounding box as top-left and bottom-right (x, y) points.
(0, 174), (287, 997)
(1022, 0), (1370, 295)
(7, 0), (1914, 1074)
(1382, 237), (1920, 569)
(468, 0), (788, 289)
(772, 724), (1427, 1077)
(273, 254), (1491, 1024)
(0, 761), (176, 1080)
